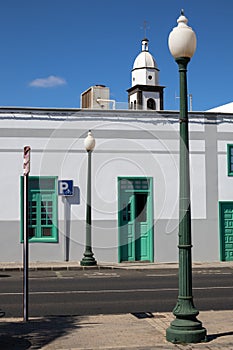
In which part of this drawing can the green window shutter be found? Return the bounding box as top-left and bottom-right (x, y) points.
(227, 144), (233, 176)
(20, 176), (58, 243)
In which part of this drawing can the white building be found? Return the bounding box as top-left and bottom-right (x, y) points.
(0, 38), (233, 264)
(207, 102), (233, 113)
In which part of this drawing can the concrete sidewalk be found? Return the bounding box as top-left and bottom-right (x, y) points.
(0, 310), (233, 349)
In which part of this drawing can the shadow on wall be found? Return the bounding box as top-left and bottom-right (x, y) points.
(0, 315), (83, 350)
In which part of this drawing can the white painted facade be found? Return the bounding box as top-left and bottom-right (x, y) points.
(0, 108), (233, 263)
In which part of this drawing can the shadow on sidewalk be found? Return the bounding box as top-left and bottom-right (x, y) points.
(207, 331), (233, 342)
(0, 316), (82, 350)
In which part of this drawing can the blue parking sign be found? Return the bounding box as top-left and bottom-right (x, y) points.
(58, 180), (74, 196)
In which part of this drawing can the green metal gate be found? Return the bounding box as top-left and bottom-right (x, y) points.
(118, 177), (154, 262)
(219, 202), (233, 261)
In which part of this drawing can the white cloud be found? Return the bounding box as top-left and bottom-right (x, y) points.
(29, 75), (67, 88)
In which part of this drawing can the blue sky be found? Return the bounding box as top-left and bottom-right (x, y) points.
(0, 0), (232, 111)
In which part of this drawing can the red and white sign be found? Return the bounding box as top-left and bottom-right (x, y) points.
(23, 146), (31, 175)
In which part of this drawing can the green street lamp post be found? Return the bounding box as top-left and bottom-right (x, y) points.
(166, 11), (207, 343)
(80, 130), (97, 266)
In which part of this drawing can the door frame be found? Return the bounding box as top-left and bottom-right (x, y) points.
(219, 201), (233, 261)
(117, 176), (154, 262)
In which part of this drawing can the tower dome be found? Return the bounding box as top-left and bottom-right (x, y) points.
(133, 38), (158, 70)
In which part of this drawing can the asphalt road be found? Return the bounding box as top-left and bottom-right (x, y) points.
(0, 267), (233, 318)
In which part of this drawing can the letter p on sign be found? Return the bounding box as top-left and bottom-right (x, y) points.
(58, 180), (74, 196)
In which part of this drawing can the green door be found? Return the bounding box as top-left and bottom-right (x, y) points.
(118, 177), (154, 262)
(119, 193), (135, 261)
(219, 202), (233, 261)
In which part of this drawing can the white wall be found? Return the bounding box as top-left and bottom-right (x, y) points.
(0, 109), (230, 263)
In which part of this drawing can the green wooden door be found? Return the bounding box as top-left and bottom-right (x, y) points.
(135, 193), (150, 261)
(119, 193), (135, 261)
(219, 202), (233, 261)
(118, 177), (154, 262)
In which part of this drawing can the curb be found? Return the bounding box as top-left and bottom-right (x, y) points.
(0, 265), (116, 272)
(0, 261), (233, 272)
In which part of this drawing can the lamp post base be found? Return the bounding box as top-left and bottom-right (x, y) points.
(166, 316), (207, 344)
(80, 255), (97, 266)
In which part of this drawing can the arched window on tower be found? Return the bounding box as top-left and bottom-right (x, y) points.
(147, 98), (156, 110)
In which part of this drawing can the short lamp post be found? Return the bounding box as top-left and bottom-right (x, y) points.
(166, 11), (207, 343)
(80, 130), (97, 266)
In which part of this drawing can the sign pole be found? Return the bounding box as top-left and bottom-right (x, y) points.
(64, 197), (70, 261)
(23, 146), (30, 322)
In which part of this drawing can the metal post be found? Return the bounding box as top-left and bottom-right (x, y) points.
(166, 58), (206, 343)
(64, 197), (70, 262)
(23, 173), (29, 321)
(23, 146), (30, 322)
(81, 150), (97, 266)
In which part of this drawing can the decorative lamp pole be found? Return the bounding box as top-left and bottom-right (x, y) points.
(166, 11), (207, 343)
(80, 130), (97, 266)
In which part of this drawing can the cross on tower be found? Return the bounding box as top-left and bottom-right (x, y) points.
(142, 20), (149, 38)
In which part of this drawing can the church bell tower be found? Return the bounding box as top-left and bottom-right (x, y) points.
(127, 38), (164, 110)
